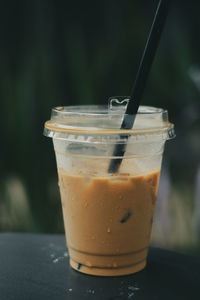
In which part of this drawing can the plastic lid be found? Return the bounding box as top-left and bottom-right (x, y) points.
(44, 105), (175, 142)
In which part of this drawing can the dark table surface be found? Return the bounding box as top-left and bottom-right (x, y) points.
(0, 233), (200, 300)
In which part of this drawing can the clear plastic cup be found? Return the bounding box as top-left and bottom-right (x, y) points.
(44, 104), (175, 276)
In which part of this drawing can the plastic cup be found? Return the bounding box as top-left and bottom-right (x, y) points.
(44, 104), (175, 276)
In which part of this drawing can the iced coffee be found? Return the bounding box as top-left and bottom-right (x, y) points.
(58, 168), (160, 276)
(44, 104), (175, 276)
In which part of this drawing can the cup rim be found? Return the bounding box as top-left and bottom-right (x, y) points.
(44, 105), (175, 143)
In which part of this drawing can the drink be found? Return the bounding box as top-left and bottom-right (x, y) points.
(44, 104), (175, 276)
(58, 168), (160, 276)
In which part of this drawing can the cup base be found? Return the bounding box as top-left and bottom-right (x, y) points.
(70, 258), (146, 276)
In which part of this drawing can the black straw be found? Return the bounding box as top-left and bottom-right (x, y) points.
(108, 0), (171, 173)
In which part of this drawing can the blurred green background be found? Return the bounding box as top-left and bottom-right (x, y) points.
(0, 0), (200, 256)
